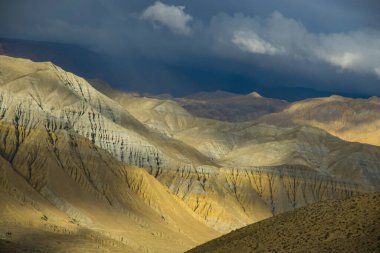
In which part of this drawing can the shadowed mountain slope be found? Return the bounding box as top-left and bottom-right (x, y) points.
(177, 90), (288, 122)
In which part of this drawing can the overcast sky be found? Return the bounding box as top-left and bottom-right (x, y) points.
(1, 0), (380, 97)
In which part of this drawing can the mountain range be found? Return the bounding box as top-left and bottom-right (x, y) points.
(0, 55), (379, 252)
(0, 37), (369, 101)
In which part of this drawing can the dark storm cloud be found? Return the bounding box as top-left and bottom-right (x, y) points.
(0, 0), (379, 97)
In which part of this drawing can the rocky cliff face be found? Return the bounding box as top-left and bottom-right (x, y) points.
(1, 56), (379, 252)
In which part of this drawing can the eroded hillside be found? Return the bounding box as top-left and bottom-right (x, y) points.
(1, 56), (380, 252)
(0, 56), (219, 252)
(90, 76), (380, 228)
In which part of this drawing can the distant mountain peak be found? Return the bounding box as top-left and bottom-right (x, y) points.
(247, 91), (263, 98)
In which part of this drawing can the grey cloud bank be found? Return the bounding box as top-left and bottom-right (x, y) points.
(0, 0), (379, 97)
(211, 12), (380, 78)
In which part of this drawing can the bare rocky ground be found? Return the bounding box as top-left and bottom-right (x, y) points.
(187, 193), (380, 253)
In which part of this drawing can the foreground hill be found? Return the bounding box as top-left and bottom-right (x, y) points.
(188, 193), (380, 253)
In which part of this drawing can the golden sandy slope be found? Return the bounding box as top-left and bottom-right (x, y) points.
(258, 95), (380, 146)
(0, 56), (219, 252)
(0, 121), (218, 252)
(187, 193), (380, 253)
(0, 129), (219, 252)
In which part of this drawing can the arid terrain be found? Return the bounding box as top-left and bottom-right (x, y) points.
(187, 193), (380, 253)
(165, 89), (380, 147)
(0, 56), (379, 252)
(176, 90), (288, 122)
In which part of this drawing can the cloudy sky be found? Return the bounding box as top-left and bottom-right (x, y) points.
(1, 0), (380, 97)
